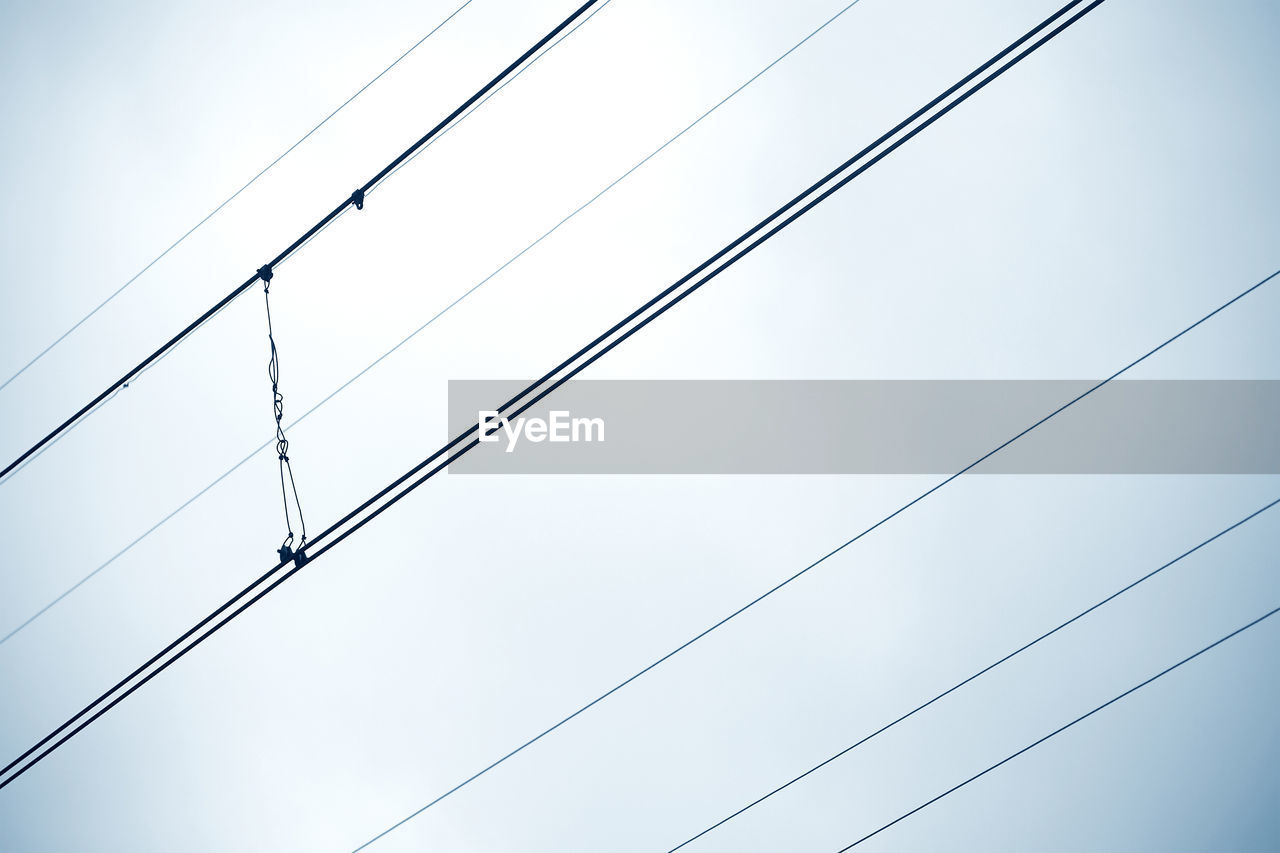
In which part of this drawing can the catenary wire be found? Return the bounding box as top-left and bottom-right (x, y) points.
(0, 0), (1171, 797)
(0, 0), (605, 483)
(0, 0), (474, 395)
(0, 0), (867, 647)
(344, 256), (1275, 848)
(667, 495), (1280, 851)
(837, 604), (1280, 850)
(300, 0), (1112, 574)
(0, 0), (1156, 799)
(0, 274), (256, 485)
(372, 0), (618, 195)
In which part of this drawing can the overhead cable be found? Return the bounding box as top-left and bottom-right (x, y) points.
(0, 0), (606, 483)
(667, 496), (1280, 851)
(0, 0), (1140, 796)
(836, 604), (1280, 850)
(0, 0), (865, 649)
(0, 0), (474, 395)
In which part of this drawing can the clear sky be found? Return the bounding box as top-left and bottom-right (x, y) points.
(0, 0), (1277, 850)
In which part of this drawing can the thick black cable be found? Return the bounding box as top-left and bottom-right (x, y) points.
(837, 604), (1280, 850)
(0, 0), (604, 483)
(0, 0), (1173, 799)
(668, 496), (1280, 851)
(0, 0), (860, 651)
(300, 0), (1106, 562)
(0, 0), (1164, 795)
(0, 1), (474, 397)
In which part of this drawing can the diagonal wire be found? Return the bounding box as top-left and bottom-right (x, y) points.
(371, 0), (620, 194)
(0, 0), (1113, 793)
(0, 0), (475, 395)
(0, 0), (605, 483)
(344, 265), (1272, 853)
(667, 495), (1280, 851)
(838, 603), (1280, 850)
(0, 0), (866, 648)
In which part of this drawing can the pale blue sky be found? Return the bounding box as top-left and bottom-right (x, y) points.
(0, 0), (1277, 850)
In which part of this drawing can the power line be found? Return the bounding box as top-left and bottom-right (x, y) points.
(667, 495), (1280, 851)
(0, 0), (1117, 801)
(0, 0), (866, 649)
(346, 266), (1273, 850)
(0, 0), (475, 396)
(0, 0), (605, 483)
(838, 603), (1280, 850)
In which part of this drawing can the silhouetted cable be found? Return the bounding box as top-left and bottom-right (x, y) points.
(667, 495), (1280, 851)
(0, 0), (1201, 808)
(313, 0), (1115, 577)
(0, 0), (605, 483)
(0, 0), (1141, 797)
(348, 271), (1274, 853)
(0, 0), (1163, 797)
(0, 0), (474, 396)
(0, 0), (863, 650)
(837, 604), (1280, 850)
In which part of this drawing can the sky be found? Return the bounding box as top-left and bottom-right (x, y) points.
(0, 0), (1278, 850)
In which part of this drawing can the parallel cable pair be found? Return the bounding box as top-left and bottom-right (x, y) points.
(349, 266), (1279, 849)
(0, 0), (1145, 794)
(1, 2), (1270, 850)
(0, 0), (867, 649)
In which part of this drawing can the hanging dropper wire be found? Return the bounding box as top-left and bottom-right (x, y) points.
(258, 265), (308, 566)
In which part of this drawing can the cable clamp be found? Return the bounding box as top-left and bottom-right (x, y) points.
(277, 543), (294, 564)
(293, 547), (310, 568)
(351, 188), (365, 211)
(258, 264), (274, 284)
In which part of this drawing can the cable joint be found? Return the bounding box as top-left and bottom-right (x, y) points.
(351, 188), (365, 211)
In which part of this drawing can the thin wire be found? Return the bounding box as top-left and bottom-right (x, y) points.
(372, 0), (618, 194)
(0, 0), (475, 395)
(7, 248), (1267, 796)
(0, 0), (1205, 802)
(0, 281), (256, 488)
(300, 0), (1114, 569)
(667, 495), (1280, 851)
(838, 604), (1280, 850)
(0, 0), (1110, 790)
(0, 0), (866, 647)
(0, 0), (605, 484)
(340, 255), (1273, 847)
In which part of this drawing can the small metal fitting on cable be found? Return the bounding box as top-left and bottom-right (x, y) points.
(258, 264), (274, 284)
(350, 188), (365, 211)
